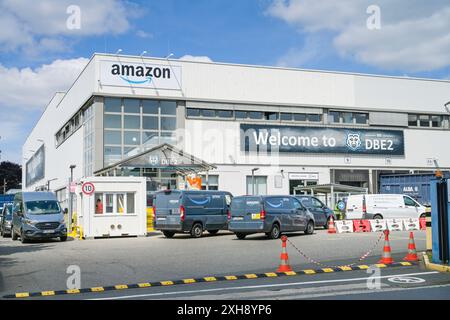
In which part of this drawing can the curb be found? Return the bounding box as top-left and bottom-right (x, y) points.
(3, 262), (415, 299)
(422, 252), (450, 273)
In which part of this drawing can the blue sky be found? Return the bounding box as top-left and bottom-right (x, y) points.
(1, 0), (450, 163)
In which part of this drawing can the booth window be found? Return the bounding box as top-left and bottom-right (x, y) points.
(95, 193), (136, 215)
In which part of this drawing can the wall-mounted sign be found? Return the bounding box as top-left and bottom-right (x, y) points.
(100, 60), (182, 90)
(241, 124), (404, 156)
(288, 173), (319, 181)
(26, 145), (45, 187)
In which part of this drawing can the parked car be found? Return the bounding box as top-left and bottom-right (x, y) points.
(295, 195), (335, 228)
(153, 190), (233, 238)
(228, 195), (315, 240)
(11, 192), (68, 243)
(0, 203), (13, 237)
(344, 194), (427, 220)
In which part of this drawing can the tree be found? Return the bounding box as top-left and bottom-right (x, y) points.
(0, 161), (22, 193)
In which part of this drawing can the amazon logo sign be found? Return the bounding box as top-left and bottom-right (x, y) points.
(100, 60), (182, 90)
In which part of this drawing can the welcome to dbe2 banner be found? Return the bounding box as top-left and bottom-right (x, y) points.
(240, 124), (405, 156)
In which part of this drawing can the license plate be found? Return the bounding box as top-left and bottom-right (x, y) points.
(233, 217), (243, 221)
(251, 213), (261, 220)
(157, 217), (166, 221)
(43, 230), (55, 234)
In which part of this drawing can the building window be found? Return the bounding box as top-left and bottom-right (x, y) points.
(293, 113), (307, 122)
(342, 112), (353, 123)
(408, 114), (418, 126)
(105, 114), (121, 129)
(200, 175), (219, 190)
(354, 113), (368, 124)
(248, 111), (263, 119)
(142, 100), (159, 114)
(160, 101), (177, 115)
(103, 97), (178, 166)
(83, 102), (95, 176)
(200, 109), (216, 117)
(104, 130), (122, 145)
(124, 115), (140, 129)
(246, 176), (267, 195)
(123, 98), (140, 113)
(419, 115), (430, 127)
(186, 108), (201, 117)
(104, 98), (122, 113)
(328, 111), (340, 123)
(265, 112), (279, 121)
(307, 114), (321, 122)
(328, 111), (368, 125)
(431, 115), (442, 128)
(217, 110), (233, 118)
(235, 111), (247, 119)
(124, 131), (140, 145)
(280, 113), (293, 121)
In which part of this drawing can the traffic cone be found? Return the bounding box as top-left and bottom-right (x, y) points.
(328, 215), (337, 234)
(403, 232), (419, 262)
(277, 235), (293, 272)
(379, 230), (394, 264)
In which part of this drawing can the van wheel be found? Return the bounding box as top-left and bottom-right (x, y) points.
(20, 230), (28, 244)
(235, 233), (246, 240)
(60, 236), (67, 242)
(207, 230), (219, 235)
(163, 231), (175, 238)
(305, 221), (315, 235)
(11, 228), (17, 241)
(268, 224), (281, 239)
(373, 214), (383, 220)
(190, 223), (203, 238)
(324, 218), (330, 229)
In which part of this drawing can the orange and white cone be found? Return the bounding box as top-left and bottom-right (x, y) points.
(403, 232), (419, 262)
(277, 235), (293, 272)
(328, 215), (337, 234)
(379, 230), (394, 264)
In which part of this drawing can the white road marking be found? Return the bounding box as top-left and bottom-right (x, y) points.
(90, 271), (439, 300)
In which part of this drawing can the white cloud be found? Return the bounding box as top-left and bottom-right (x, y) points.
(267, 0), (450, 72)
(275, 36), (327, 67)
(136, 30), (153, 39)
(0, 58), (89, 109)
(179, 55), (213, 63)
(0, 58), (89, 162)
(0, 0), (139, 53)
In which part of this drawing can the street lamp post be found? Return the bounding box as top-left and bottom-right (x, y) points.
(69, 165), (76, 231)
(251, 168), (259, 195)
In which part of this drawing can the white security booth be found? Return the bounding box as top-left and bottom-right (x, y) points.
(75, 177), (147, 239)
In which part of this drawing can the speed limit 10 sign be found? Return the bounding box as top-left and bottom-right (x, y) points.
(81, 182), (95, 196)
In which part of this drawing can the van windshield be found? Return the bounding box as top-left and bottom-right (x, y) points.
(25, 200), (61, 215)
(155, 192), (181, 211)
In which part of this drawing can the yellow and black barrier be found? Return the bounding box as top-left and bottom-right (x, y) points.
(3, 262), (415, 299)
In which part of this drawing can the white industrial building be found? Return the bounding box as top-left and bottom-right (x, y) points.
(23, 53), (450, 208)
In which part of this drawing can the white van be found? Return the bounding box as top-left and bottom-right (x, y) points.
(345, 194), (426, 220)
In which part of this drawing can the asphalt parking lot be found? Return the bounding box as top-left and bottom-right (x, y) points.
(0, 228), (433, 299)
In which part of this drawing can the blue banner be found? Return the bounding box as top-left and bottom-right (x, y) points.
(241, 124), (404, 155)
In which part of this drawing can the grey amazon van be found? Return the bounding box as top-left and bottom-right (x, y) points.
(11, 192), (67, 243)
(153, 190), (233, 238)
(228, 195), (315, 239)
